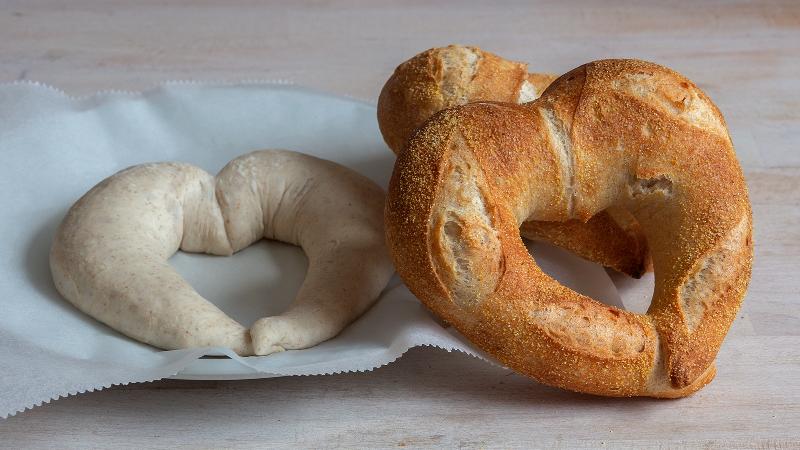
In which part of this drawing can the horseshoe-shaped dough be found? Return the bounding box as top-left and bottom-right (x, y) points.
(50, 150), (393, 356)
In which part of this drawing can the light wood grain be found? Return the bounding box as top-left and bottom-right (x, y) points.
(0, 1), (798, 448)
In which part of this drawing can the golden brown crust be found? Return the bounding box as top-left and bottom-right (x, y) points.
(377, 45), (650, 277)
(527, 72), (559, 94)
(385, 59), (753, 397)
(520, 211), (649, 278)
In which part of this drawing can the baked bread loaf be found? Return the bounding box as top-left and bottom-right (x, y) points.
(51, 150), (393, 356)
(385, 59), (753, 397)
(378, 45), (649, 277)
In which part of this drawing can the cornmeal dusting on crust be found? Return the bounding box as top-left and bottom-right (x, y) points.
(438, 46), (481, 107)
(378, 45), (651, 277)
(680, 214), (750, 331)
(384, 56), (753, 398)
(539, 106), (575, 218)
(528, 302), (647, 358)
(431, 142), (503, 308)
(611, 70), (729, 140)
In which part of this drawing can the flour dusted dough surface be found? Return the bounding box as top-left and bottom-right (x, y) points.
(50, 150), (394, 356)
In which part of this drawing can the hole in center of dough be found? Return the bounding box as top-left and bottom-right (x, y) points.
(170, 240), (308, 327)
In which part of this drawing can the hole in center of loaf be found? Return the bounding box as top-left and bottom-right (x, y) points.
(605, 270), (654, 315)
(170, 239), (308, 327)
(525, 239), (630, 311)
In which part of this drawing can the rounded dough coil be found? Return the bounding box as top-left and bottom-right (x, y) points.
(51, 150), (394, 356)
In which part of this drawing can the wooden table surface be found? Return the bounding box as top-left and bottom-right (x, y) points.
(1, 1), (798, 448)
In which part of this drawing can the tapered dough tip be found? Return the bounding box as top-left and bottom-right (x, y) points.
(250, 316), (292, 356)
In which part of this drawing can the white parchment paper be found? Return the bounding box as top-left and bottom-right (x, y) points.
(0, 82), (633, 418)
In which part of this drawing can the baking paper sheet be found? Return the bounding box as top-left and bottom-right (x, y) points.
(0, 82), (634, 418)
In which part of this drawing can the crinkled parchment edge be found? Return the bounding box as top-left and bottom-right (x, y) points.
(4, 341), (493, 419)
(0, 80), (495, 419)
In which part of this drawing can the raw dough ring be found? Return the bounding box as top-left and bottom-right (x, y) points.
(385, 59), (753, 397)
(51, 150), (393, 356)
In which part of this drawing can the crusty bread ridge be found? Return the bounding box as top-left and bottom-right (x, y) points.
(385, 59), (753, 397)
(378, 45), (649, 277)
